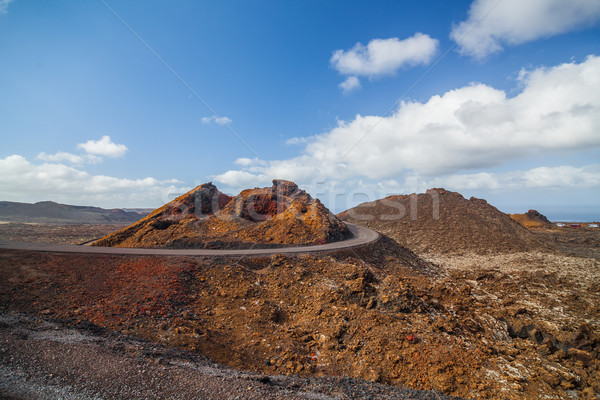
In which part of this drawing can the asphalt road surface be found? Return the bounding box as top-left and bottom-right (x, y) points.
(0, 222), (379, 257)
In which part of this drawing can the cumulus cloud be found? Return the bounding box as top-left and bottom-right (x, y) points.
(286, 136), (313, 146)
(77, 135), (127, 158)
(324, 165), (600, 211)
(37, 152), (86, 164)
(331, 33), (439, 78)
(201, 116), (232, 126)
(451, 0), (600, 59)
(339, 76), (361, 94)
(37, 136), (125, 164)
(214, 56), (600, 193)
(214, 170), (270, 190)
(36, 151), (103, 164)
(234, 157), (267, 167)
(425, 165), (600, 191)
(0, 0), (13, 14)
(0, 154), (189, 208)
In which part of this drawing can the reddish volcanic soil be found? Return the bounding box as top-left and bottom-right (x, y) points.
(509, 209), (553, 230)
(1, 188), (599, 399)
(93, 180), (350, 249)
(0, 311), (459, 400)
(1, 234), (599, 399)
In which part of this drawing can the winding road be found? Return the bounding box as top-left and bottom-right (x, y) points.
(0, 222), (379, 257)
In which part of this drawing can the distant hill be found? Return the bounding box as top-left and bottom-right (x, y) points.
(339, 188), (548, 255)
(509, 209), (552, 229)
(0, 201), (148, 224)
(93, 180), (351, 249)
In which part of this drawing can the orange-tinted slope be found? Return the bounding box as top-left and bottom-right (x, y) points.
(509, 209), (552, 229)
(93, 180), (350, 248)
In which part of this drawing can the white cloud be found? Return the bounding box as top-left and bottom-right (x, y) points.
(286, 136), (316, 146)
(37, 152), (86, 164)
(425, 165), (600, 191)
(201, 116), (232, 126)
(318, 165), (600, 212)
(213, 170), (270, 189)
(234, 157), (267, 167)
(0, 0), (13, 14)
(519, 165), (600, 189)
(0, 154), (189, 208)
(77, 136), (127, 158)
(451, 0), (600, 59)
(234, 158), (254, 167)
(36, 151), (102, 164)
(339, 76), (361, 94)
(214, 56), (600, 193)
(330, 33), (439, 77)
(37, 136), (125, 164)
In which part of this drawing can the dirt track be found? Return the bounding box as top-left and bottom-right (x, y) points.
(0, 223), (379, 257)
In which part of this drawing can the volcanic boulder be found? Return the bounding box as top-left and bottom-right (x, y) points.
(338, 188), (548, 254)
(93, 180), (351, 248)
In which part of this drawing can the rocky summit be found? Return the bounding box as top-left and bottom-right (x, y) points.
(93, 180), (351, 248)
(509, 209), (552, 229)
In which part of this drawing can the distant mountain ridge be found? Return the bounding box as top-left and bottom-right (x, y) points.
(0, 201), (148, 224)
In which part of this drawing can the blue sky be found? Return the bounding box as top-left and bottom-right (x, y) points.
(1, 0), (599, 221)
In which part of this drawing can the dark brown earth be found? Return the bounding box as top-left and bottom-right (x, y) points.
(509, 210), (600, 260)
(94, 180), (350, 249)
(1, 189), (599, 399)
(535, 229), (600, 260)
(2, 233), (599, 399)
(338, 188), (549, 255)
(0, 222), (127, 245)
(1, 241), (477, 398)
(0, 310), (459, 400)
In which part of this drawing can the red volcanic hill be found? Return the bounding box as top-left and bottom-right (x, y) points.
(338, 188), (548, 255)
(93, 180), (350, 248)
(509, 209), (552, 229)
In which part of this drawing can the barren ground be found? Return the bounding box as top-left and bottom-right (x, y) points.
(0, 310), (455, 400)
(0, 222), (125, 245)
(0, 223), (598, 399)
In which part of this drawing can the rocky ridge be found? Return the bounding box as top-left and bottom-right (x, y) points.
(93, 180), (350, 248)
